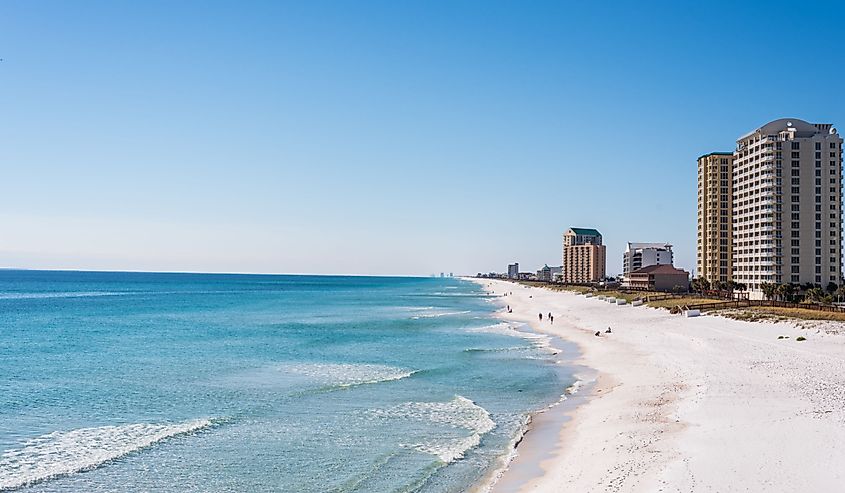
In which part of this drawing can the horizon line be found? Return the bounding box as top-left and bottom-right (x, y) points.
(0, 267), (455, 278)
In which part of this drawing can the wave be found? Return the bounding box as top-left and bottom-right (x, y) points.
(285, 363), (417, 390)
(402, 293), (494, 299)
(467, 323), (556, 353)
(462, 346), (531, 353)
(475, 414), (532, 493)
(0, 291), (129, 300)
(371, 396), (495, 464)
(0, 419), (213, 490)
(410, 310), (471, 319)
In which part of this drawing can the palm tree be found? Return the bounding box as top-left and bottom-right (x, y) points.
(781, 283), (796, 303)
(760, 282), (776, 301)
(691, 277), (710, 294)
(805, 287), (825, 303)
(775, 283), (788, 302)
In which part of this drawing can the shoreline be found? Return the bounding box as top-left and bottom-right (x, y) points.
(466, 278), (598, 493)
(469, 278), (845, 492)
(471, 319), (593, 493)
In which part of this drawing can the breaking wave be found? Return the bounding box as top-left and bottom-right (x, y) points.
(286, 363), (418, 389)
(410, 310), (471, 319)
(467, 323), (555, 352)
(371, 396), (495, 463)
(0, 419), (214, 490)
(0, 291), (128, 300)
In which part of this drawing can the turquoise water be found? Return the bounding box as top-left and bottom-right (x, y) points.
(0, 271), (572, 492)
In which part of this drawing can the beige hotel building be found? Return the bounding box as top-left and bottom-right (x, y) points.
(732, 119), (842, 293)
(698, 119), (843, 296)
(697, 152), (735, 285)
(562, 228), (606, 283)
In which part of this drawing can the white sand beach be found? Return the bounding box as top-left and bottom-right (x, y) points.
(474, 279), (845, 493)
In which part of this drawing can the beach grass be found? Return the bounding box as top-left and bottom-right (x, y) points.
(720, 306), (845, 323)
(513, 280), (845, 323)
(645, 297), (725, 310)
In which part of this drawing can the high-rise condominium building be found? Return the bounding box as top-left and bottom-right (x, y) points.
(562, 228), (606, 283)
(623, 242), (674, 278)
(697, 152), (735, 285)
(507, 263), (519, 279)
(733, 119), (842, 294)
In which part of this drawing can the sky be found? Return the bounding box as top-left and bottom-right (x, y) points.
(2, 1), (844, 276)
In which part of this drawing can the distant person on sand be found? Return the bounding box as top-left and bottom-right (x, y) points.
(594, 331), (601, 337)
(538, 313), (543, 321)
(550, 315), (554, 324)
(606, 327), (612, 334)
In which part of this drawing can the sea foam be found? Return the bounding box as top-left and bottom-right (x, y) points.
(372, 396), (496, 463)
(286, 363), (417, 389)
(467, 323), (555, 353)
(410, 310), (471, 319)
(0, 419), (213, 490)
(0, 291), (127, 300)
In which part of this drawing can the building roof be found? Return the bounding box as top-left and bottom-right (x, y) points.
(625, 242), (672, 252)
(568, 227), (601, 236)
(738, 118), (834, 141)
(630, 264), (688, 275)
(697, 151), (733, 160)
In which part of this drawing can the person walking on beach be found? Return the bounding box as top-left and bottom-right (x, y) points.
(538, 313), (543, 321)
(550, 315), (554, 324)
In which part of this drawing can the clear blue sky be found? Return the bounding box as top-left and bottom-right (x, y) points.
(2, 1), (844, 275)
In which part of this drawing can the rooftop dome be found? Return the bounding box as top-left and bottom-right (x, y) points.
(757, 118), (819, 135)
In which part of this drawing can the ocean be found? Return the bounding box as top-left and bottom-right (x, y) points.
(0, 271), (573, 492)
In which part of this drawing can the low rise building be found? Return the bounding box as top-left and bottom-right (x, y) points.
(627, 264), (690, 292)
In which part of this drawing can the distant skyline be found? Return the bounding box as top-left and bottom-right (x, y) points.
(2, 1), (844, 276)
